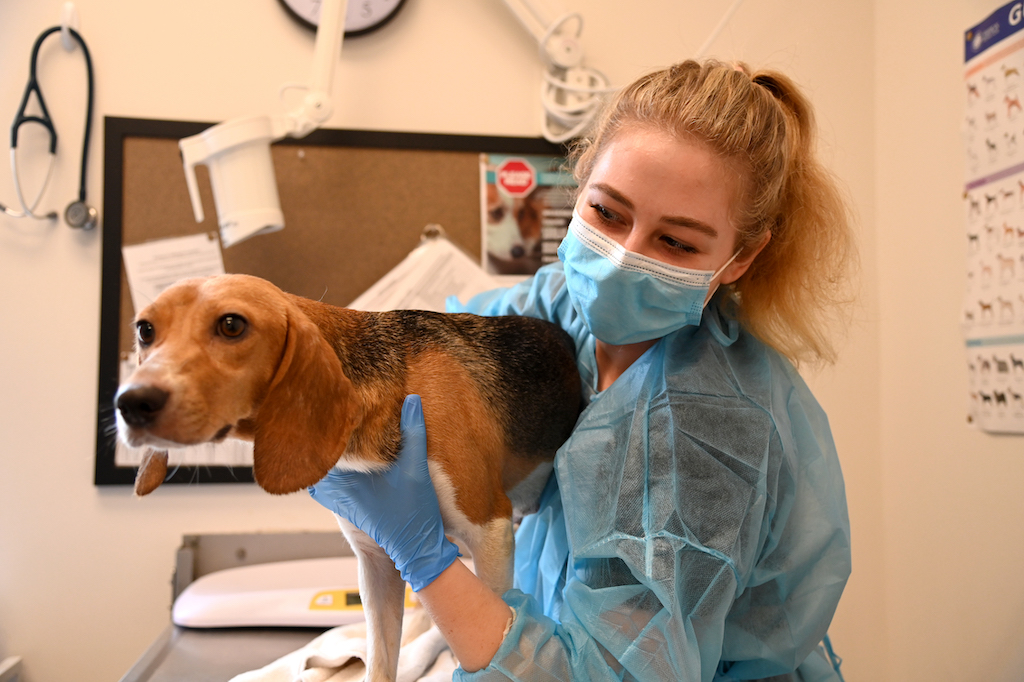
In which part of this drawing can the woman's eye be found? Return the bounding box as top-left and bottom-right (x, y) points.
(662, 236), (699, 254)
(218, 314), (248, 339)
(590, 203), (616, 222)
(136, 320), (155, 346)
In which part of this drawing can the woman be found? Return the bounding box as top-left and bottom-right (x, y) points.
(311, 59), (855, 681)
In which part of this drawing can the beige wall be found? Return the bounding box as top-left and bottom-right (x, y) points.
(876, 2), (1024, 680)
(0, 0), (999, 680)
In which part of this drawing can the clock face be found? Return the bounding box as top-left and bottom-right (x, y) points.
(279, 0), (407, 36)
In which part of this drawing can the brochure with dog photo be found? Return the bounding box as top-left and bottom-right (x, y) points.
(480, 153), (576, 285)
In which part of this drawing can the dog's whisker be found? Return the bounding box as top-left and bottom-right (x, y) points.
(165, 462), (182, 483)
(98, 409), (124, 441)
(98, 417), (117, 437)
(135, 288), (158, 307)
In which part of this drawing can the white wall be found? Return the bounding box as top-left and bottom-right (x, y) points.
(0, 1), (887, 680)
(876, 2), (1024, 680)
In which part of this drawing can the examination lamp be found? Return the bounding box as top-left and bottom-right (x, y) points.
(178, 0), (614, 247)
(179, 0), (348, 247)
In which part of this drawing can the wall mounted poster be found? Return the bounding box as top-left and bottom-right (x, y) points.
(964, 1), (1024, 432)
(480, 153), (575, 286)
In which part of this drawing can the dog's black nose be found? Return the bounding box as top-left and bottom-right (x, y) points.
(116, 385), (169, 428)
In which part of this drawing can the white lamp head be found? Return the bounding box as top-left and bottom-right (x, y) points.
(179, 115), (287, 248)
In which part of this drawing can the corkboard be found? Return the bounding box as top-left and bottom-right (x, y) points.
(95, 116), (563, 486)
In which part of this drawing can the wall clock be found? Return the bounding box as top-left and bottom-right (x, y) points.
(278, 0), (408, 37)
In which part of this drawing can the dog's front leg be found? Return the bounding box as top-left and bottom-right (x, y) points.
(459, 516), (515, 596)
(335, 514), (406, 682)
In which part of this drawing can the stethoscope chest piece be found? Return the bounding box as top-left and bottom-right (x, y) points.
(65, 199), (97, 230)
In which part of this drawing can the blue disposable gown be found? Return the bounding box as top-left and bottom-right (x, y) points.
(446, 263), (851, 682)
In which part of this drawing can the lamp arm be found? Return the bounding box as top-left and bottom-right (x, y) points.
(501, 0), (582, 68)
(281, 0), (349, 138)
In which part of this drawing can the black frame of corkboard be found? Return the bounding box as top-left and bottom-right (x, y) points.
(95, 115), (563, 486)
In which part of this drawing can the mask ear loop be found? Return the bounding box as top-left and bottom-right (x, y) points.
(711, 248), (743, 280)
(703, 249), (743, 306)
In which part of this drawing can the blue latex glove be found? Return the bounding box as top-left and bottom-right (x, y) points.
(308, 394), (460, 591)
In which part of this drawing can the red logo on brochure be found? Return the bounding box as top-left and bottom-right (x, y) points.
(496, 158), (536, 197)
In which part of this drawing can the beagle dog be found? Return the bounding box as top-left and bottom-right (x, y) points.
(115, 273), (581, 681)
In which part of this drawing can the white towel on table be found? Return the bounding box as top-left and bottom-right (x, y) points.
(229, 609), (458, 682)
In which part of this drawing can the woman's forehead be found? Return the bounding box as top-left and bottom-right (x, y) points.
(582, 128), (745, 226)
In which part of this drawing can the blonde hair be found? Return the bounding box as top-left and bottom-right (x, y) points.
(569, 59), (856, 365)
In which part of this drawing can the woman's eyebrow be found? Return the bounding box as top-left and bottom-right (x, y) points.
(590, 183), (634, 210)
(663, 215), (719, 238)
(589, 182), (719, 238)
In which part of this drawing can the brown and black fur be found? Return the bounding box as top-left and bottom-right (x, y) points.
(298, 301), (583, 502)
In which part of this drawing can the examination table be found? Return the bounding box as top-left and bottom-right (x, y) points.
(119, 531), (350, 682)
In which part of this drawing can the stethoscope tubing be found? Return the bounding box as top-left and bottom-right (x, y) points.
(5, 25), (94, 220)
(7, 149), (57, 220)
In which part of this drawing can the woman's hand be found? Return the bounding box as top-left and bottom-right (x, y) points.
(308, 394), (460, 591)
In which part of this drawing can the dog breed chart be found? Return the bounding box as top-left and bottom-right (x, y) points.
(964, 1), (1024, 433)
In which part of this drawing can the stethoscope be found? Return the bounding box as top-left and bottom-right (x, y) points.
(1, 25), (97, 230)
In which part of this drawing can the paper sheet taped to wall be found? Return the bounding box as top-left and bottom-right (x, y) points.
(348, 231), (501, 312)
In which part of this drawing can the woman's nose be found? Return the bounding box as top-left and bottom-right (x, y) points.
(620, 228), (646, 255)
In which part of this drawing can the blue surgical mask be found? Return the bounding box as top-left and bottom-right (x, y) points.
(557, 210), (740, 345)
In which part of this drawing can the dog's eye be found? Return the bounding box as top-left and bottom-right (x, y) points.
(218, 314), (248, 339)
(136, 320), (155, 346)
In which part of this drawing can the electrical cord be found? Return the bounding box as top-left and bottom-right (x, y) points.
(535, 0), (747, 143)
(537, 13), (613, 143)
(540, 67), (612, 143)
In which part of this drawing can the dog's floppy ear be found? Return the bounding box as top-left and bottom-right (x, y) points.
(252, 305), (356, 494)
